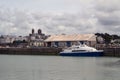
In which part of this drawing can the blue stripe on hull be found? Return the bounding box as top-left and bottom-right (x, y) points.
(59, 52), (103, 57)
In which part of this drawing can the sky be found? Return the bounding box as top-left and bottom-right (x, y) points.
(0, 0), (120, 36)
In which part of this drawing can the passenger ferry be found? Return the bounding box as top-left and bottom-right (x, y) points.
(59, 44), (103, 57)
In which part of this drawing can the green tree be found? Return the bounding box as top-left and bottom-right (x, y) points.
(95, 33), (112, 47)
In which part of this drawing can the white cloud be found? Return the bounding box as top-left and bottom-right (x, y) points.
(0, 0), (120, 36)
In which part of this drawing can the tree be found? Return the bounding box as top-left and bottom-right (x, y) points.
(111, 35), (120, 40)
(95, 33), (112, 47)
(103, 33), (112, 46)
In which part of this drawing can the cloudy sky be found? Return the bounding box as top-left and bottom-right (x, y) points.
(0, 0), (120, 36)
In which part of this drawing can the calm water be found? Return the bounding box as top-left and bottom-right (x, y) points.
(0, 55), (120, 80)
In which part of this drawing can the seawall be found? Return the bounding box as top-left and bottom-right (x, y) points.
(0, 47), (62, 55)
(103, 48), (120, 57)
(0, 47), (120, 57)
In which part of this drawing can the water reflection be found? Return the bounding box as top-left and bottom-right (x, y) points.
(103, 60), (120, 67)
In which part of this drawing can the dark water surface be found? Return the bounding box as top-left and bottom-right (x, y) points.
(0, 55), (120, 80)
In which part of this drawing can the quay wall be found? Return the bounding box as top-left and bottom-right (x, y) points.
(0, 47), (62, 55)
(103, 48), (120, 57)
(0, 47), (120, 57)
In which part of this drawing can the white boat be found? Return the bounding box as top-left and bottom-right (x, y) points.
(59, 44), (103, 57)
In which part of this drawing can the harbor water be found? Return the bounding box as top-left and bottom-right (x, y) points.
(0, 55), (120, 80)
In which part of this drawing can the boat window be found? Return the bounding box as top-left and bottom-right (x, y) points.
(72, 50), (86, 52)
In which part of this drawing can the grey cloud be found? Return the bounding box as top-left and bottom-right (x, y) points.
(95, 11), (120, 27)
(98, 15), (120, 26)
(95, 0), (120, 12)
(93, 0), (120, 34)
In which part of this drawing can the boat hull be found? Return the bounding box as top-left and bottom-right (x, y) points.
(59, 51), (103, 57)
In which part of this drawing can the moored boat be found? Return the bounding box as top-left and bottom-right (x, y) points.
(59, 44), (103, 57)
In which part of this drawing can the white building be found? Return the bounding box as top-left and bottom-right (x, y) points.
(0, 35), (15, 44)
(96, 36), (104, 44)
(14, 36), (28, 41)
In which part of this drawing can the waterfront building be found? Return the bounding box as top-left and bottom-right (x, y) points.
(12, 36), (29, 47)
(0, 35), (15, 44)
(14, 36), (28, 41)
(29, 29), (48, 47)
(0, 35), (29, 47)
(45, 34), (96, 48)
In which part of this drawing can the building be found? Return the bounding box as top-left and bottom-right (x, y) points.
(0, 35), (16, 47)
(96, 36), (104, 44)
(14, 36), (28, 41)
(0, 35), (15, 44)
(29, 29), (48, 47)
(45, 34), (96, 48)
(0, 35), (29, 47)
